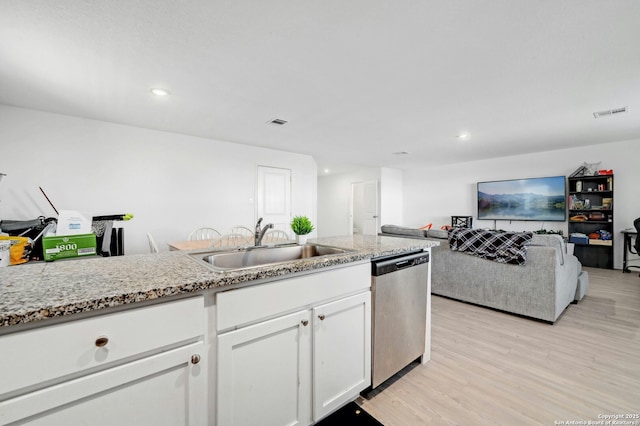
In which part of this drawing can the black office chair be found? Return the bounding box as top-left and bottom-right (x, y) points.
(631, 217), (640, 276)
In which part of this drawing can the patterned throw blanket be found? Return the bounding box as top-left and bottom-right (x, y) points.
(449, 228), (533, 265)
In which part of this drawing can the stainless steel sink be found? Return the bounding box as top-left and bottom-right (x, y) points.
(193, 243), (354, 271)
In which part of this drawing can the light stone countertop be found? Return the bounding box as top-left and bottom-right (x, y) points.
(0, 235), (439, 329)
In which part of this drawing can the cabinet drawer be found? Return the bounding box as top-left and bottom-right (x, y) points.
(0, 296), (204, 398)
(0, 341), (205, 425)
(217, 262), (370, 331)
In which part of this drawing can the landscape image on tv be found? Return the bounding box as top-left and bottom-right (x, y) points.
(477, 176), (566, 221)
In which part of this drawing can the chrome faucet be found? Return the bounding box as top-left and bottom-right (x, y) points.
(254, 217), (274, 246)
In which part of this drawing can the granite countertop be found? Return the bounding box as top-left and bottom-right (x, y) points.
(0, 235), (439, 329)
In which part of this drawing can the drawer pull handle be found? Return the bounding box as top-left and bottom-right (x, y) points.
(191, 354), (201, 365)
(95, 336), (109, 347)
(301, 320), (309, 326)
(318, 314), (326, 321)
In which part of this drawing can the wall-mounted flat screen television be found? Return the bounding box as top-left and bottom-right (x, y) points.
(477, 176), (566, 221)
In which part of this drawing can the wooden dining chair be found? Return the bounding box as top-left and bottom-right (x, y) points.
(262, 229), (291, 244)
(146, 233), (159, 253)
(231, 226), (254, 237)
(188, 227), (221, 241)
(217, 233), (252, 247)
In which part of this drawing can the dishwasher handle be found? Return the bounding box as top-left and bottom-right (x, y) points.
(371, 251), (429, 276)
(395, 259), (411, 269)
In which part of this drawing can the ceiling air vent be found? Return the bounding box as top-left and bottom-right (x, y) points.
(593, 106), (628, 118)
(268, 118), (288, 126)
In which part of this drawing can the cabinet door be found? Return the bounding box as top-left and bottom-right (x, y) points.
(217, 310), (312, 426)
(312, 291), (371, 421)
(0, 342), (206, 426)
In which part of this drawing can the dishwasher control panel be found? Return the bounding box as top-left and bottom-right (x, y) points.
(371, 250), (430, 276)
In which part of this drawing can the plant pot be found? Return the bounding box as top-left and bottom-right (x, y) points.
(296, 234), (308, 245)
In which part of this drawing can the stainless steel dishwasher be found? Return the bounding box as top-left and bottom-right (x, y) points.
(370, 249), (429, 388)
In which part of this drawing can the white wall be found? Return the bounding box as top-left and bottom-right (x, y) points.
(0, 105), (317, 254)
(403, 139), (640, 269)
(380, 167), (403, 226)
(317, 167), (380, 237)
(317, 167), (405, 238)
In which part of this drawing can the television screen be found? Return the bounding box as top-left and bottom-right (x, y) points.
(477, 176), (566, 221)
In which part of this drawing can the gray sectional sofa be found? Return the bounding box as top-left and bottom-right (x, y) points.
(380, 225), (588, 323)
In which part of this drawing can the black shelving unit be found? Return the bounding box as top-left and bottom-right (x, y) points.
(568, 174), (614, 269)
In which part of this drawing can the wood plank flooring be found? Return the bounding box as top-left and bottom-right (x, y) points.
(358, 267), (640, 425)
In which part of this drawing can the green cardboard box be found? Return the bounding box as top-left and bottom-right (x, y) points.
(42, 234), (97, 261)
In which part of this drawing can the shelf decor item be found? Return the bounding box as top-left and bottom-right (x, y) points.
(569, 165), (586, 178)
(290, 215), (314, 245)
(582, 162), (601, 176)
(451, 216), (473, 228)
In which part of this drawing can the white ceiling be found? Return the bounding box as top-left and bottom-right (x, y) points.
(1, 1), (639, 174)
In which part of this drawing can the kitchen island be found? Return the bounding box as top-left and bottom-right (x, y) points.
(0, 235), (439, 426)
(0, 235), (438, 329)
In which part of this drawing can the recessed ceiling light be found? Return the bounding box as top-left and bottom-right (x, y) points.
(457, 132), (471, 140)
(323, 168), (330, 174)
(150, 88), (170, 96)
(392, 151), (409, 155)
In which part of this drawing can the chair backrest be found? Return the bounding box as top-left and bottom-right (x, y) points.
(188, 227), (221, 241)
(146, 233), (159, 253)
(634, 217), (640, 253)
(262, 229), (291, 244)
(231, 226), (254, 237)
(217, 233), (253, 247)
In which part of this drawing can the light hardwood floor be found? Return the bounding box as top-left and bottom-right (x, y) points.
(358, 267), (640, 425)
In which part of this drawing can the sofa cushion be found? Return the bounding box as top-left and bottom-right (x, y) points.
(380, 224), (427, 238)
(576, 271), (589, 301)
(426, 229), (449, 239)
(530, 234), (565, 265)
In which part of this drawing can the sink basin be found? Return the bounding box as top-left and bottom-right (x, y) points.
(194, 243), (354, 271)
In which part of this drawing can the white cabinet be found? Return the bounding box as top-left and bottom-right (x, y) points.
(0, 262), (370, 426)
(0, 297), (206, 426)
(217, 309), (312, 426)
(313, 292), (371, 420)
(215, 263), (371, 426)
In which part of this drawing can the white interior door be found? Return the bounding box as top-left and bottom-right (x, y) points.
(350, 183), (363, 235)
(257, 166), (292, 232)
(351, 181), (379, 236)
(362, 181), (379, 235)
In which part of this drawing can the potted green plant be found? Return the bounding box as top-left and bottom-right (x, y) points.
(290, 215), (314, 245)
